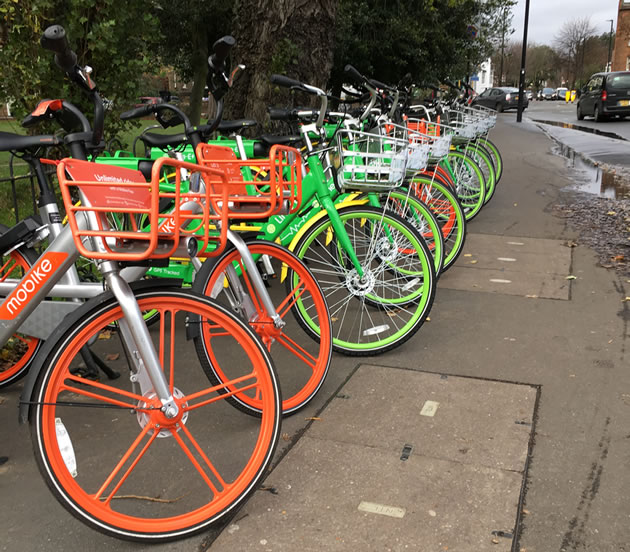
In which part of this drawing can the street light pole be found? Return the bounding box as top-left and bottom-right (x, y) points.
(606, 19), (614, 72)
(516, 0), (530, 122)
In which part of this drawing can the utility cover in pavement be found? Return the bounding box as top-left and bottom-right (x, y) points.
(210, 365), (537, 552)
(439, 233), (572, 300)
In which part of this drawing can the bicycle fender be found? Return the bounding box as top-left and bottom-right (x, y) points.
(18, 279), (183, 424)
(286, 199), (368, 252)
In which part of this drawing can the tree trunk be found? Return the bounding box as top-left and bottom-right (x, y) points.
(189, 23), (209, 126)
(228, 0), (339, 127)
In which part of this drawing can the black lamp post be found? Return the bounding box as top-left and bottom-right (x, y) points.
(606, 19), (614, 72)
(516, 0), (530, 122)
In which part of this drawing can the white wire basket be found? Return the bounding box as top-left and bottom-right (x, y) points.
(334, 125), (409, 191)
(405, 119), (453, 162)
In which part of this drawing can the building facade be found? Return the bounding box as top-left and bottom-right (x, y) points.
(471, 58), (493, 94)
(612, 0), (630, 71)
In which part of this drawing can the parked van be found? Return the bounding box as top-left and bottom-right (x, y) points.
(577, 71), (630, 121)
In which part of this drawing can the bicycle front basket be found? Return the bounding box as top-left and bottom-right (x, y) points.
(58, 158), (223, 261)
(334, 127), (408, 191)
(195, 143), (302, 219)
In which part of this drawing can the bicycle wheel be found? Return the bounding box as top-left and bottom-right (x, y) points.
(358, 190), (445, 276)
(410, 177), (467, 272)
(193, 240), (332, 416)
(29, 286), (281, 542)
(293, 205), (436, 356)
(465, 143), (496, 204)
(0, 224), (43, 389)
(476, 137), (503, 183)
(443, 150), (486, 221)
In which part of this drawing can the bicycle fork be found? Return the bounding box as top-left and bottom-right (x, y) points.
(209, 230), (285, 331)
(101, 266), (180, 418)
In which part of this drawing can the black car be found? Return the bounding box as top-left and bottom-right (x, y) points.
(577, 71), (630, 121)
(471, 87), (528, 112)
(539, 87), (554, 100)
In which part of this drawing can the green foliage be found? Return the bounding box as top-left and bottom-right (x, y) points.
(0, 0), (162, 139)
(154, 0), (234, 82)
(331, 0), (516, 87)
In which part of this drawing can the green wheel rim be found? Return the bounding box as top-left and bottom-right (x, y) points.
(444, 150), (486, 220)
(294, 208), (434, 352)
(411, 178), (466, 271)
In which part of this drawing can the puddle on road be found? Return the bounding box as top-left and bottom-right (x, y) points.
(533, 119), (628, 142)
(551, 141), (630, 200)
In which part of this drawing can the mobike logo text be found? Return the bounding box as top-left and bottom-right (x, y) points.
(0, 252), (68, 320)
(157, 207), (200, 235)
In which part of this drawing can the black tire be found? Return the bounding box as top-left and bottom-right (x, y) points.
(29, 286), (281, 542)
(193, 240), (332, 416)
(292, 205), (436, 356)
(0, 223), (44, 389)
(496, 102), (504, 113)
(577, 104), (584, 120)
(594, 104), (604, 122)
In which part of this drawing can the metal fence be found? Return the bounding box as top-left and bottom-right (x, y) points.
(0, 154), (55, 226)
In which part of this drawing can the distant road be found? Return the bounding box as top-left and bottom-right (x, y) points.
(522, 100), (630, 141)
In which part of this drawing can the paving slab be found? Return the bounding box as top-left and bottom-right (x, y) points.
(439, 233), (572, 300)
(210, 365), (537, 551)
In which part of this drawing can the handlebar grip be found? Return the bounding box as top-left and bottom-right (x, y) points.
(208, 35), (236, 70)
(344, 64), (365, 85)
(270, 74), (304, 89)
(41, 25), (77, 74)
(369, 78), (391, 91)
(268, 107), (293, 121)
(120, 104), (155, 120)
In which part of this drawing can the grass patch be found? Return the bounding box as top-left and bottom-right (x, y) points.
(0, 118), (188, 227)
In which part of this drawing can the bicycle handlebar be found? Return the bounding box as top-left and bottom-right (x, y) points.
(344, 64), (365, 86)
(41, 25), (77, 74)
(120, 104), (155, 121)
(41, 25), (104, 153)
(208, 35), (236, 71)
(270, 74), (305, 90)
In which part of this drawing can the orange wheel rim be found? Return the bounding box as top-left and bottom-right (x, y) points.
(38, 295), (278, 534)
(202, 244), (331, 413)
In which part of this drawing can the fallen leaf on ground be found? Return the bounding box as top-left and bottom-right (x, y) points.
(525, 294), (538, 298)
(305, 417), (321, 421)
(607, 211), (617, 216)
(98, 331), (112, 340)
(623, 297), (630, 302)
(608, 339), (614, 344)
(105, 353), (119, 361)
(470, 260), (478, 264)
(612, 255), (625, 262)
(464, 253), (472, 257)
(281, 433), (290, 441)
(566, 275), (577, 280)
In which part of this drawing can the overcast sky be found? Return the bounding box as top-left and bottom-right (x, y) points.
(511, 0), (619, 46)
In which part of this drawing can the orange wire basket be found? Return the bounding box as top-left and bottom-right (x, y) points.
(57, 157), (228, 262)
(194, 143), (302, 218)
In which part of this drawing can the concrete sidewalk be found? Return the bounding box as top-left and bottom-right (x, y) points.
(1, 115), (629, 551)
